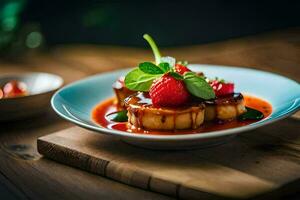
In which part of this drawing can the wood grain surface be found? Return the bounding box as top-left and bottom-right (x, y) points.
(37, 119), (300, 200)
(0, 28), (299, 199)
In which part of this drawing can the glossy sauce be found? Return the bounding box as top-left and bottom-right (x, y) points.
(92, 95), (272, 135)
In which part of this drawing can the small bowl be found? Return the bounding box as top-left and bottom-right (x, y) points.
(0, 72), (63, 121)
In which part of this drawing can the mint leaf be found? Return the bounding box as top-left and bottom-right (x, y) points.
(183, 72), (215, 99)
(107, 110), (128, 122)
(158, 62), (170, 72)
(139, 62), (164, 74)
(238, 107), (264, 121)
(169, 72), (183, 80)
(143, 34), (161, 65)
(125, 68), (161, 91)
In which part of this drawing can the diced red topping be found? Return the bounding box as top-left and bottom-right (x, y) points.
(3, 80), (27, 98)
(174, 64), (191, 75)
(149, 74), (189, 107)
(210, 80), (234, 97)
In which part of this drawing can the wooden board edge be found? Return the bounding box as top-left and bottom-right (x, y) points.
(37, 137), (226, 199)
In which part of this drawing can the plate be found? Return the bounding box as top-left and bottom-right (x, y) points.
(0, 72), (63, 121)
(51, 65), (300, 149)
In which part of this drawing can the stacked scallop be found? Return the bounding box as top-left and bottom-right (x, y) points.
(113, 79), (246, 131)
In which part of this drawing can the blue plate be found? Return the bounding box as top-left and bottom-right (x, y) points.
(51, 65), (300, 149)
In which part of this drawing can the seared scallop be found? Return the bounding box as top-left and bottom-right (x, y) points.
(205, 93), (247, 121)
(124, 92), (205, 130)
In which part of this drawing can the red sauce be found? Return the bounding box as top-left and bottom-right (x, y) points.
(92, 95), (272, 135)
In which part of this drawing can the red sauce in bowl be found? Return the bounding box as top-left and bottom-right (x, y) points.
(92, 95), (272, 135)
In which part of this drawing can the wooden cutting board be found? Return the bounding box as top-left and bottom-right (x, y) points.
(37, 118), (300, 199)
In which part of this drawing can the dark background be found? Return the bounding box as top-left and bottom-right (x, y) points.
(2, 0), (300, 51)
(22, 1), (300, 47)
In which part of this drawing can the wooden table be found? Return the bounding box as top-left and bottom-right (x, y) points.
(0, 28), (299, 200)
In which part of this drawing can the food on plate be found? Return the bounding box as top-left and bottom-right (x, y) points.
(92, 34), (272, 134)
(204, 93), (246, 121)
(1, 80), (28, 99)
(113, 76), (135, 107)
(125, 92), (205, 130)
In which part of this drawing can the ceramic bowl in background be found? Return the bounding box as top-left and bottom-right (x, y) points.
(0, 73), (63, 121)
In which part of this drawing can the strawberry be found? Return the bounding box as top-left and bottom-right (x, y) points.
(210, 80), (234, 97)
(149, 74), (189, 107)
(174, 64), (191, 75)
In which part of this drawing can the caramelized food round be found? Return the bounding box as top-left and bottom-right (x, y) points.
(124, 92), (205, 130)
(204, 93), (246, 121)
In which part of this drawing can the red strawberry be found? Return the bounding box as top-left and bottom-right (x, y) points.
(149, 74), (189, 107)
(210, 80), (234, 96)
(174, 64), (191, 75)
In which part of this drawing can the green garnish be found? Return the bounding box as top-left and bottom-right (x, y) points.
(124, 68), (161, 91)
(158, 62), (171, 72)
(184, 72), (215, 99)
(143, 34), (161, 65)
(139, 62), (164, 74)
(107, 110), (128, 122)
(169, 72), (184, 80)
(238, 107), (264, 121)
(125, 35), (171, 91)
(124, 34), (216, 100)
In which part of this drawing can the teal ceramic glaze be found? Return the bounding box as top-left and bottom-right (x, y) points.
(51, 65), (300, 149)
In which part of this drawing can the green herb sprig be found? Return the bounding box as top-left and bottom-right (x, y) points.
(124, 34), (215, 100)
(183, 72), (215, 99)
(143, 34), (161, 65)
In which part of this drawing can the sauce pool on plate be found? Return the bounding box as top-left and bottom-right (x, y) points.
(92, 95), (272, 135)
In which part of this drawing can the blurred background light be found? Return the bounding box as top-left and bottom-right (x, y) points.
(25, 31), (42, 48)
